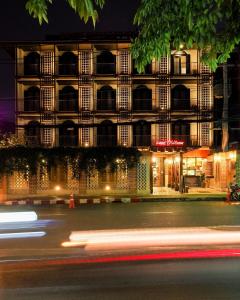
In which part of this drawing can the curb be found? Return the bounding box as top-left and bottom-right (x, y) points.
(2, 196), (226, 206)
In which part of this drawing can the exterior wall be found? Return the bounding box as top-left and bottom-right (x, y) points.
(208, 151), (236, 191)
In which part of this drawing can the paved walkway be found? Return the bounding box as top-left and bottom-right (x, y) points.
(0, 187), (227, 206)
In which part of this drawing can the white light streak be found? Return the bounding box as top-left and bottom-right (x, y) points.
(0, 231), (46, 239)
(0, 212), (37, 223)
(62, 227), (240, 250)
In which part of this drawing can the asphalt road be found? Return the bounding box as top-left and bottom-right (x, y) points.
(1, 258), (240, 300)
(0, 201), (240, 259)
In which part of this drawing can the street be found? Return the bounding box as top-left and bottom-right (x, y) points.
(0, 201), (240, 259)
(0, 201), (240, 299)
(1, 258), (240, 299)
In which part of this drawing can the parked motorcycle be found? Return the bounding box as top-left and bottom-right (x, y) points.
(230, 184), (240, 201)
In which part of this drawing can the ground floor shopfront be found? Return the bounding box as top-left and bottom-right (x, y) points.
(0, 148), (238, 201)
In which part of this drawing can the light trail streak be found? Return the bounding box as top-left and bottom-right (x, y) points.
(0, 231), (46, 239)
(0, 212), (37, 223)
(62, 227), (240, 250)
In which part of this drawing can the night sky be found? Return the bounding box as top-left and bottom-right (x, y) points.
(0, 0), (139, 129)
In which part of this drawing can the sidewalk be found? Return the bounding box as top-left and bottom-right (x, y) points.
(2, 188), (227, 206)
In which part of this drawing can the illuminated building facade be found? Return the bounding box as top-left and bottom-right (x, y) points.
(13, 33), (214, 195)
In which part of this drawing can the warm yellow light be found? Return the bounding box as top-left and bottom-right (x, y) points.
(54, 185), (61, 191)
(180, 43), (184, 49)
(214, 155), (221, 162)
(84, 142), (89, 147)
(229, 152), (236, 160)
(41, 159), (46, 163)
(175, 157), (180, 163)
(105, 185), (111, 191)
(152, 157), (156, 163)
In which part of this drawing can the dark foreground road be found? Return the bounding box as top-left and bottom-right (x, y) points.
(0, 258), (240, 300)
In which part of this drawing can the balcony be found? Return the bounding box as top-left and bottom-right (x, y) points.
(97, 99), (116, 111)
(24, 100), (40, 112)
(132, 99), (152, 112)
(25, 136), (41, 147)
(133, 135), (151, 147)
(58, 100), (78, 112)
(171, 135), (198, 147)
(97, 135), (117, 147)
(96, 63), (116, 75)
(24, 64), (40, 76)
(59, 135), (78, 147)
(58, 63), (77, 76)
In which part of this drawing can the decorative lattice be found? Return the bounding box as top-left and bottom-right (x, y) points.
(119, 50), (130, 74)
(158, 56), (168, 74)
(201, 84), (211, 110)
(137, 161), (147, 191)
(41, 87), (53, 111)
(41, 51), (54, 75)
(80, 87), (91, 110)
(79, 51), (91, 74)
(158, 86), (169, 110)
(158, 123), (169, 140)
(38, 165), (49, 191)
(87, 170), (99, 190)
(119, 125), (130, 146)
(66, 165), (79, 191)
(201, 123), (210, 146)
(42, 128), (52, 146)
(81, 128), (90, 146)
(116, 163), (128, 190)
(9, 172), (29, 191)
(118, 86), (130, 110)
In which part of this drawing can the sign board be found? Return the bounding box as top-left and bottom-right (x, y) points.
(156, 139), (184, 147)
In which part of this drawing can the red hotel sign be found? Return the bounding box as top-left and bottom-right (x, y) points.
(156, 139), (184, 147)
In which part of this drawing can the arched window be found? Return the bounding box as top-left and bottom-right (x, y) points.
(171, 51), (190, 75)
(97, 120), (117, 146)
(172, 122), (190, 146)
(25, 121), (40, 146)
(24, 87), (40, 111)
(59, 52), (77, 75)
(59, 121), (78, 147)
(97, 86), (116, 111)
(59, 86), (78, 111)
(24, 52), (40, 75)
(133, 85), (152, 111)
(171, 85), (190, 110)
(96, 51), (116, 74)
(133, 120), (151, 146)
(132, 60), (152, 75)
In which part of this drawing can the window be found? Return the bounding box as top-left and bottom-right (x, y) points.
(201, 123), (210, 146)
(171, 85), (190, 110)
(59, 86), (78, 111)
(97, 121), (117, 146)
(171, 51), (190, 75)
(133, 85), (152, 111)
(96, 51), (116, 74)
(81, 128), (90, 146)
(24, 87), (40, 111)
(133, 121), (151, 146)
(97, 86), (116, 111)
(24, 52), (40, 75)
(59, 52), (77, 75)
